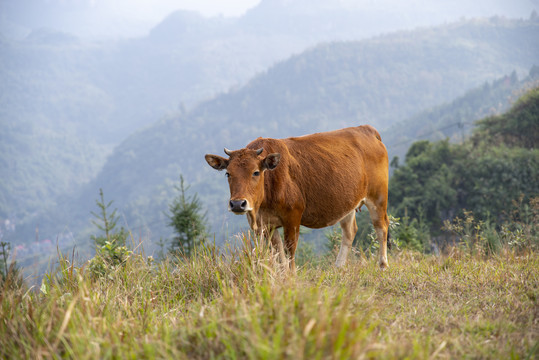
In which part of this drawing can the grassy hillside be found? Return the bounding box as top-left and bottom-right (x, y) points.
(1, 239), (537, 359)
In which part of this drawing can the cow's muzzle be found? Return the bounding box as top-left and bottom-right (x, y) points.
(229, 199), (249, 214)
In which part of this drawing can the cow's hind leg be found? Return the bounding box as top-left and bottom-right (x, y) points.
(365, 199), (389, 268)
(335, 210), (358, 267)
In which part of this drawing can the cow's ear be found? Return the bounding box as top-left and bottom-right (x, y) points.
(205, 154), (228, 171)
(263, 153), (281, 170)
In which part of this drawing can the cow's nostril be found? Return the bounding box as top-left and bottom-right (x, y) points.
(229, 199), (248, 213)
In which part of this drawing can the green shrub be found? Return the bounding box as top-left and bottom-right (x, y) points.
(88, 241), (132, 278)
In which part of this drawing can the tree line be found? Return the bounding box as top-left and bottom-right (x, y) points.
(387, 87), (538, 252)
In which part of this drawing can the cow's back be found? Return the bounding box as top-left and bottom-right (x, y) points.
(248, 125), (388, 229)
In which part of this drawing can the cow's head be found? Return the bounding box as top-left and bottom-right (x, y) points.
(205, 148), (281, 218)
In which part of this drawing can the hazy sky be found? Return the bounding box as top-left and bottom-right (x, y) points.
(0, 0), (262, 39)
(117, 0), (262, 18)
(1, 0), (537, 40)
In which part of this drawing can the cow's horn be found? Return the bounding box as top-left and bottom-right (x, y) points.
(224, 148), (233, 156)
(256, 148), (264, 155)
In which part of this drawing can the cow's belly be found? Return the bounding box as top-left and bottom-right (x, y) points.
(257, 203), (356, 230)
(300, 193), (365, 229)
(298, 164), (367, 228)
(258, 208), (350, 230)
(300, 208), (356, 229)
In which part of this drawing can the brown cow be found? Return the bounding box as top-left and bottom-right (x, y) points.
(205, 125), (390, 270)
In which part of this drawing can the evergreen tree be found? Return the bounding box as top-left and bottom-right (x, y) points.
(88, 189), (130, 278)
(167, 176), (207, 257)
(90, 189), (127, 248)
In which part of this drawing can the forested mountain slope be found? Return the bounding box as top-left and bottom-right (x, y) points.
(382, 67), (539, 163)
(389, 87), (538, 236)
(192, 17), (539, 144)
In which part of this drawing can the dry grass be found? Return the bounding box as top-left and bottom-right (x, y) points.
(1, 236), (537, 359)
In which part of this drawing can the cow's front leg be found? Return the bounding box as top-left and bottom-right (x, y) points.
(248, 213), (287, 266)
(283, 223), (300, 272)
(270, 229), (287, 265)
(246, 211), (268, 251)
(246, 210), (258, 232)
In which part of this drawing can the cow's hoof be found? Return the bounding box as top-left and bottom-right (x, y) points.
(379, 261), (389, 269)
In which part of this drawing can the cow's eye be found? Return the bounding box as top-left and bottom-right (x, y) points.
(253, 171), (260, 177)
(225, 172), (230, 178)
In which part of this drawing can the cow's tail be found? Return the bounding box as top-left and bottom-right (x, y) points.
(387, 229), (392, 250)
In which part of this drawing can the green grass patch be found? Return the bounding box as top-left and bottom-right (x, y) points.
(1, 238), (537, 359)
